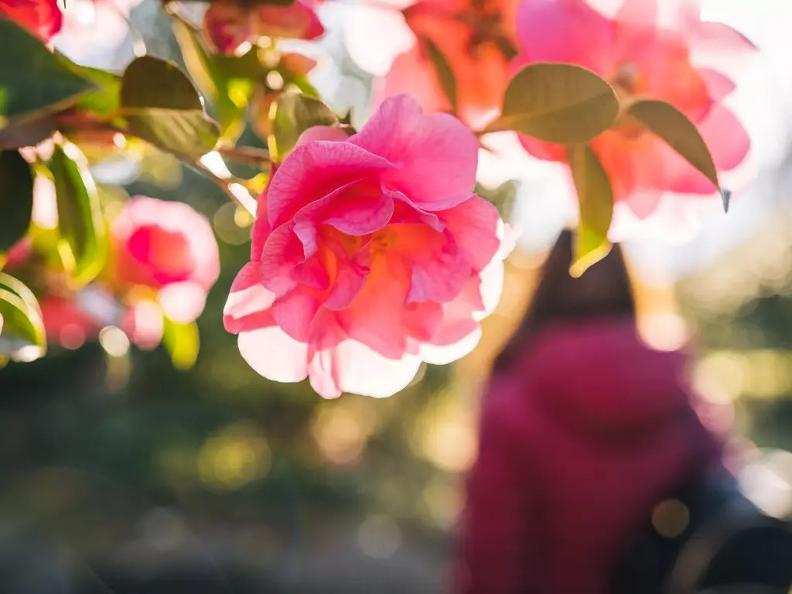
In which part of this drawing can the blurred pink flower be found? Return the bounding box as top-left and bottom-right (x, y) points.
(348, 0), (519, 128)
(203, 0), (324, 55)
(40, 295), (102, 349)
(111, 197), (220, 324)
(515, 0), (753, 215)
(225, 95), (509, 398)
(0, 0), (62, 41)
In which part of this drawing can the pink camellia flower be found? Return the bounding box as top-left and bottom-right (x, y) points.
(111, 197), (220, 324)
(204, 0), (324, 55)
(225, 95), (509, 398)
(514, 0), (752, 215)
(0, 0), (62, 41)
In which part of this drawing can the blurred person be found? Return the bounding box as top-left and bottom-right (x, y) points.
(455, 231), (792, 594)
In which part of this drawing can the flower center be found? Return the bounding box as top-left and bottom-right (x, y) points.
(612, 62), (644, 96)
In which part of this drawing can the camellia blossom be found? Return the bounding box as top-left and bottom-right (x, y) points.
(110, 197), (220, 325)
(0, 0), (62, 41)
(348, 0), (519, 128)
(514, 0), (752, 215)
(203, 0), (324, 55)
(225, 95), (509, 399)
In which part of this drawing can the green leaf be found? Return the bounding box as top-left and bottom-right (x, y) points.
(624, 99), (728, 210)
(422, 36), (457, 113)
(49, 144), (107, 285)
(0, 19), (96, 124)
(171, 18), (252, 142)
(0, 272), (45, 361)
(163, 317), (200, 370)
(119, 56), (220, 159)
(568, 144), (613, 277)
(0, 150), (34, 251)
(59, 57), (122, 116)
(268, 92), (338, 161)
(476, 180), (517, 220)
(485, 63), (620, 143)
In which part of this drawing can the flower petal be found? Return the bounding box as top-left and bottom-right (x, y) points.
(158, 281), (208, 323)
(224, 262), (276, 333)
(238, 326), (309, 383)
(350, 95), (478, 210)
(515, 0), (615, 73)
(309, 339), (422, 398)
(267, 141), (394, 228)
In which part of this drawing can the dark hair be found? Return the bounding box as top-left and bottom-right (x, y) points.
(494, 230), (635, 370)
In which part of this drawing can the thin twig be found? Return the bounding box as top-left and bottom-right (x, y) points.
(216, 145), (271, 168)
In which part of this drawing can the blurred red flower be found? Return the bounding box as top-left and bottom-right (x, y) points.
(203, 0), (324, 54)
(384, 0), (519, 127)
(0, 0), (62, 41)
(349, 0), (519, 128)
(110, 197), (220, 324)
(515, 0), (752, 215)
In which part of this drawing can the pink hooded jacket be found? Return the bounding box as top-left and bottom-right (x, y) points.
(455, 318), (719, 594)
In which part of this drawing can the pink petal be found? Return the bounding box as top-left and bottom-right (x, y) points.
(295, 125), (350, 148)
(272, 289), (321, 342)
(403, 230), (470, 303)
(267, 141), (394, 227)
(255, 0), (325, 41)
(698, 68), (736, 102)
(515, 0), (616, 73)
(260, 222), (306, 296)
(309, 339), (422, 398)
(350, 95), (478, 210)
(337, 257), (410, 358)
(388, 190), (445, 231)
(238, 326), (309, 383)
(294, 179), (395, 250)
(324, 250), (370, 311)
(440, 196), (501, 272)
(223, 262), (276, 333)
(420, 327), (482, 365)
(158, 281), (208, 323)
(124, 300), (164, 350)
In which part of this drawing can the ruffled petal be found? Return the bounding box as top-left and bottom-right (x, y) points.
(267, 141), (394, 227)
(309, 339), (422, 398)
(440, 196), (501, 272)
(223, 262), (276, 333)
(350, 95), (478, 210)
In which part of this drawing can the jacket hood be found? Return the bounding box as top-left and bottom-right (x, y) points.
(515, 317), (693, 436)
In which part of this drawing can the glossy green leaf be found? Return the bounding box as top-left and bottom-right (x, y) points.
(163, 317), (200, 370)
(0, 272), (45, 361)
(268, 92), (338, 161)
(49, 144), (106, 285)
(486, 63), (619, 143)
(119, 56), (220, 159)
(171, 18), (252, 142)
(0, 150), (34, 251)
(568, 144), (614, 277)
(60, 58), (122, 115)
(625, 98), (728, 210)
(0, 19), (96, 123)
(422, 36), (458, 113)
